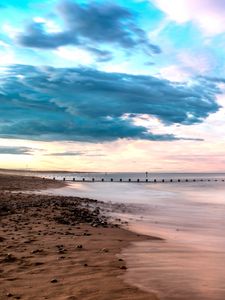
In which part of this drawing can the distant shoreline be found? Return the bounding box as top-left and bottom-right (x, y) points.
(1, 168), (225, 174)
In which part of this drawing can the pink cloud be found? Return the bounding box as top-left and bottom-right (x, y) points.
(151, 0), (225, 35)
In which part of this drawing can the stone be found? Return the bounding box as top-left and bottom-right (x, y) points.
(6, 292), (13, 297)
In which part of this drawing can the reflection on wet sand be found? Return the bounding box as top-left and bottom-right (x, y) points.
(122, 239), (225, 300)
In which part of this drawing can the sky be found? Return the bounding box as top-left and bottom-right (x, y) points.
(0, 0), (225, 172)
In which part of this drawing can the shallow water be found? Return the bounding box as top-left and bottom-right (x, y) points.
(40, 175), (225, 300)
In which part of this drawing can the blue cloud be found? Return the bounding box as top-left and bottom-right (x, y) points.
(16, 0), (161, 60)
(0, 64), (221, 142)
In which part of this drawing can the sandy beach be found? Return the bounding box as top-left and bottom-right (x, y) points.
(0, 174), (158, 300)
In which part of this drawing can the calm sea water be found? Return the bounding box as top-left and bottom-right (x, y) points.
(37, 172), (225, 300)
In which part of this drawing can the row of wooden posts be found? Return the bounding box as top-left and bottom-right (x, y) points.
(52, 177), (224, 183)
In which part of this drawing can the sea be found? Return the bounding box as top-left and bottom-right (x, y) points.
(26, 172), (225, 299)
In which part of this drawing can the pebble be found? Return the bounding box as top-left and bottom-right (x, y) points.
(6, 292), (13, 297)
(3, 254), (17, 263)
(101, 248), (109, 253)
(31, 249), (43, 254)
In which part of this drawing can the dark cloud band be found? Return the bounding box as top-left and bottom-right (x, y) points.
(0, 146), (33, 155)
(0, 64), (221, 142)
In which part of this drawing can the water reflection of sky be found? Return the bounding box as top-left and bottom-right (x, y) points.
(41, 180), (225, 300)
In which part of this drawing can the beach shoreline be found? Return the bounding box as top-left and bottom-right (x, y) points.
(0, 173), (158, 300)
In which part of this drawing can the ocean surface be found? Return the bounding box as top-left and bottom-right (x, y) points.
(37, 172), (225, 300)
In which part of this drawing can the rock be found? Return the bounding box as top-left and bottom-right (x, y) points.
(6, 292), (13, 297)
(83, 232), (91, 236)
(3, 254), (17, 263)
(120, 265), (127, 270)
(51, 278), (58, 283)
(101, 248), (109, 253)
(31, 249), (43, 254)
(76, 244), (83, 249)
(34, 261), (44, 266)
(58, 249), (66, 254)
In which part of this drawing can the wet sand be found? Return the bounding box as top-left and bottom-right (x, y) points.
(0, 174), (157, 300)
(48, 181), (225, 300)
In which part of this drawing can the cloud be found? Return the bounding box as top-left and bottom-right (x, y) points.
(16, 0), (161, 60)
(151, 0), (225, 35)
(0, 64), (221, 142)
(0, 146), (33, 155)
(46, 151), (83, 156)
(45, 151), (105, 156)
